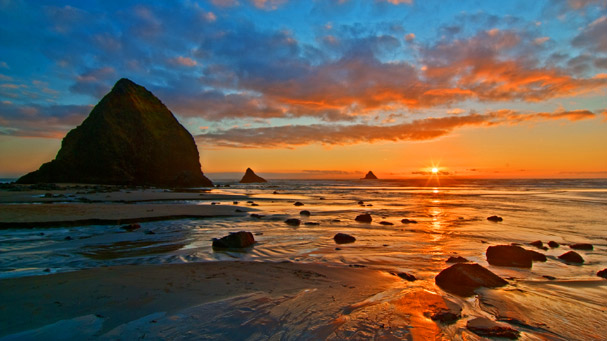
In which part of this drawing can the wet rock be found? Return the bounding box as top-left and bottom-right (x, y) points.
(446, 256), (469, 263)
(435, 263), (508, 297)
(548, 241), (560, 248)
(570, 243), (593, 250)
(401, 218), (418, 224)
(526, 250), (547, 262)
(597, 269), (607, 279)
(212, 231), (255, 249)
(543, 275), (556, 280)
(293, 202), (304, 206)
(486, 245), (533, 268)
(355, 213), (372, 223)
(334, 233), (356, 244)
(357, 200), (364, 205)
(431, 309), (461, 325)
(331, 219), (341, 223)
(558, 251), (584, 264)
(121, 223), (141, 231)
(530, 240), (543, 248)
(304, 222), (320, 226)
(299, 210), (311, 216)
(487, 215), (503, 222)
(250, 213), (264, 219)
(285, 218), (301, 226)
(392, 272), (416, 281)
(379, 221), (394, 226)
(466, 317), (520, 339)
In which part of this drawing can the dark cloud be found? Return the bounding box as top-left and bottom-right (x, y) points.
(572, 16), (607, 52)
(0, 101), (90, 137)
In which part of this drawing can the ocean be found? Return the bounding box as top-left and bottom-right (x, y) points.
(1, 178), (606, 339)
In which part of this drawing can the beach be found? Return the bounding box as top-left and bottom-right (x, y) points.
(1, 179), (606, 339)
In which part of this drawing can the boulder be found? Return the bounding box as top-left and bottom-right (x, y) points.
(466, 317), (520, 339)
(212, 231), (255, 249)
(362, 171), (378, 180)
(17, 78), (212, 187)
(486, 245), (533, 268)
(299, 210), (311, 216)
(285, 218), (301, 226)
(597, 269), (607, 279)
(435, 263), (508, 297)
(487, 215), (503, 222)
(526, 250), (547, 262)
(379, 221), (394, 226)
(548, 241), (560, 248)
(558, 251), (584, 264)
(355, 213), (372, 223)
(392, 272), (416, 281)
(446, 256), (469, 263)
(570, 243), (593, 250)
(293, 202), (304, 206)
(239, 168), (267, 183)
(401, 219), (418, 224)
(529, 240), (543, 248)
(334, 233), (356, 244)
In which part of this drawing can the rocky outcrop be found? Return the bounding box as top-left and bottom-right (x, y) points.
(486, 245), (533, 268)
(18, 78), (212, 187)
(435, 263), (508, 297)
(362, 171), (378, 179)
(239, 168), (267, 183)
(212, 231), (255, 248)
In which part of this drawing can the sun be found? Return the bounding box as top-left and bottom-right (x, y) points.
(431, 167), (439, 174)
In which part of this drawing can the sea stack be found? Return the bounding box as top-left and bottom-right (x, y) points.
(239, 168), (267, 183)
(17, 78), (213, 187)
(362, 171), (378, 180)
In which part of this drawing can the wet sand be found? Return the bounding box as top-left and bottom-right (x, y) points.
(0, 261), (455, 339)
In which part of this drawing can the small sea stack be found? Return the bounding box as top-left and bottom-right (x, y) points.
(362, 171), (378, 180)
(239, 168), (267, 183)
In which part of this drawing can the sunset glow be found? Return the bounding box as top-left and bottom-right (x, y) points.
(0, 1), (606, 179)
(432, 168), (439, 174)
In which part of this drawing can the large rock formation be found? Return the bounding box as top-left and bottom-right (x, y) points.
(362, 171), (378, 179)
(239, 168), (267, 183)
(17, 78), (212, 187)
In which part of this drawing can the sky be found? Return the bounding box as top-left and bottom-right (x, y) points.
(0, 0), (606, 179)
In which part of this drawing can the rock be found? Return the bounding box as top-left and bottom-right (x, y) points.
(487, 215), (503, 222)
(543, 275), (556, 280)
(526, 250), (547, 262)
(299, 210), (311, 216)
(435, 263), (508, 297)
(431, 310), (460, 325)
(401, 219), (418, 224)
(293, 202), (304, 206)
(362, 171), (378, 180)
(212, 231), (255, 249)
(285, 218), (301, 226)
(334, 233), (356, 244)
(64, 236), (73, 241)
(357, 200), (364, 205)
(304, 222), (320, 226)
(548, 241), (560, 248)
(393, 272), (416, 281)
(250, 213), (264, 219)
(355, 213), (372, 223)
(239, 168), (267, 183)
(121, 223), (141, 231)
(570, 243), (593, 250)
(529, 240), (543, 248)
(466, 317), (520, 339)
(17, 78), (212, 187)
(446, 256), (469, 263)
(379, 221), (394, 225)
(558, 251), (584, 264)
(597, 269), (607, 279)
(486, 245), (533, 268)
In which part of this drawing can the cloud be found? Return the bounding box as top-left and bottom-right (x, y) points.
(0, 101), (90, 138)
(381, 0), (413, 5)
(196, 109), (600, 148)
(170, 56), (198, 67)
(572, 16), (607, 52)
(212, 0), (239, 7)
(251, 0), (288, 10)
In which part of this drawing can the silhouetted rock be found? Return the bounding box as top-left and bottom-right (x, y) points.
(121, 223), (141, 231)
(487, 215), (503, 222)
(558, 251), (584, 264)
(293, 202), (304, 206)
(355, 213), (372, 223)
(239, 168), (267, 183)
(299, 210), (311, 216)
(466, 317), (520, 339)
(486, 245), (533, 268)
(526, 250), (547, 262)
(570, 243), (593, 250)
(548, 241), (560, 248)
(530, 240), (543, 248)
(285, 218), (301, 226)
(304, 222), (319, 226)
(392, 272), (416, 281)
(212, 231), (255, 249)
(597, 269), (607, 279)
(379, 221), (394, 225)
(362, 171), (378, 179)
(401, 219), (418, 224)
(435, 263), (508, 297)
(334, 233), (356, 244)
(17, 78), (212, 187)
(446, 256), (469, 263)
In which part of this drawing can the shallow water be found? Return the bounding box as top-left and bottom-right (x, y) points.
(1, 178), (606, 338)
